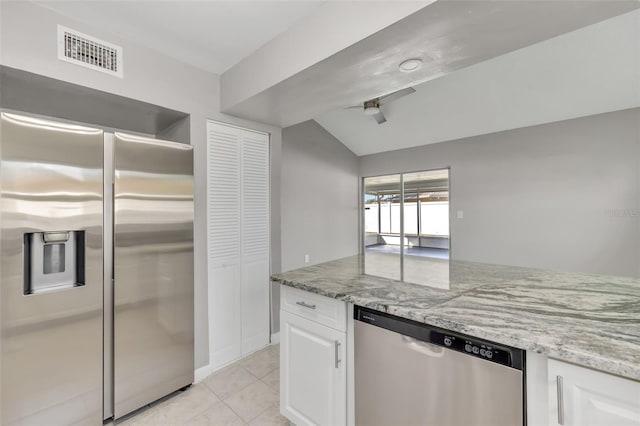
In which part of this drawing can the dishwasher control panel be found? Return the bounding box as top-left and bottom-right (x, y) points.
(355, 305), (524, 370)
(431, 331), (512, 367)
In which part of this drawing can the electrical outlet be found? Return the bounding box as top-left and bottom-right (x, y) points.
(304, 254), (310, 263)
(457, 210), (464, 219)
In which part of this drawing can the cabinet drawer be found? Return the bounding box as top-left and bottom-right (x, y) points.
(281, 286), (347, 332)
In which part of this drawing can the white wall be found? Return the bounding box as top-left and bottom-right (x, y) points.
(360, 108), (640, 278)
(0, 1), (282, 369)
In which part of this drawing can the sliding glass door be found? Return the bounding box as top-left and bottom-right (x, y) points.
(363, 169), (450, 286)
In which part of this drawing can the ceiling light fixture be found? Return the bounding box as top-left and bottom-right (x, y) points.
(363, 100), (380, 115)
(398, 58), (423, 73)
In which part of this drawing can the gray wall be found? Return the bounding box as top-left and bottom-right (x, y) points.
(281, 120), (360, 273)
(0, 1), (283, 369)
(275, 119), (359, 331)
(360, 108), (640, 278)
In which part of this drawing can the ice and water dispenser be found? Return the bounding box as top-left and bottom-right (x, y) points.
(23, 231), (86, 294)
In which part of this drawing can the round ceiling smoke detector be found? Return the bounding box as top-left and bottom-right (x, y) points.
(398, 58), (423, 73)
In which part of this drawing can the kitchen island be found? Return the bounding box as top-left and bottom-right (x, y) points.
(272, 255), (640, 381)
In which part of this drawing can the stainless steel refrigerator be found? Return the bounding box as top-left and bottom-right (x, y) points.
(0, 112), (194, 425)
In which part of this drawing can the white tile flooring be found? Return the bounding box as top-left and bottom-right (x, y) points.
(119, 344), (288, 426)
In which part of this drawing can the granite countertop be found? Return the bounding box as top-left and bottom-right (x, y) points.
(271, 255), (640, 381)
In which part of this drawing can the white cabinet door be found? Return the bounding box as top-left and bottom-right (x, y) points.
(549, 359), (640, 426)
(281, 310), (346, 426)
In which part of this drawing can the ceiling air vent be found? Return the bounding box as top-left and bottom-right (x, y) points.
(57, 25), (123, 78)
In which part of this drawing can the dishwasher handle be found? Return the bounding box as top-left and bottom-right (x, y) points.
(402, 336), (445, 358)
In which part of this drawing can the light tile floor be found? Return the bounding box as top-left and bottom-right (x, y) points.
(119, 344), (288, 426)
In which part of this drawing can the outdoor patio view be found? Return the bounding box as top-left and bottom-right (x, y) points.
(363, 169), (450, 287)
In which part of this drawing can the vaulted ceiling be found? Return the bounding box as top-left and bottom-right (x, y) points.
(315, 9), (640, 156)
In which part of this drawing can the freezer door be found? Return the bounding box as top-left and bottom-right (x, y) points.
(113, 133), (194, 418)
(0, 113), (104, 425)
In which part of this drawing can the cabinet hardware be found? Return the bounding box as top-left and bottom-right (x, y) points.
(556, 375), (565, 425)
(335, 340), (341, 368)
(296, 301), (316, 310)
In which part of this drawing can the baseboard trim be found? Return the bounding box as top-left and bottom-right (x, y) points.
(194, 364), (217, 383)
(195, 338), (279, 383)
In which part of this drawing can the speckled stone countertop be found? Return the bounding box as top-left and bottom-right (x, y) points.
(271, 255), (640, 381)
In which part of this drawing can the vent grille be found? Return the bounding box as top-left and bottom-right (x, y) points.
(57, 26), (123, 77)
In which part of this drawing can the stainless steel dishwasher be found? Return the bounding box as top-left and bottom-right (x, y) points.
(354, 306), (525, 426)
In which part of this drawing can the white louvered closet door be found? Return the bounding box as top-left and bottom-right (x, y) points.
(207, 121), (270, 369)
(240, 130), (270, 356)
(207, 122), (242, 368)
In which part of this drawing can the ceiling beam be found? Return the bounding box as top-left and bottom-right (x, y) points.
(220, 1), (431, 113)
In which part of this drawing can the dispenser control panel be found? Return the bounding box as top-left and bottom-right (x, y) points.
(430, 330), (512, 367)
